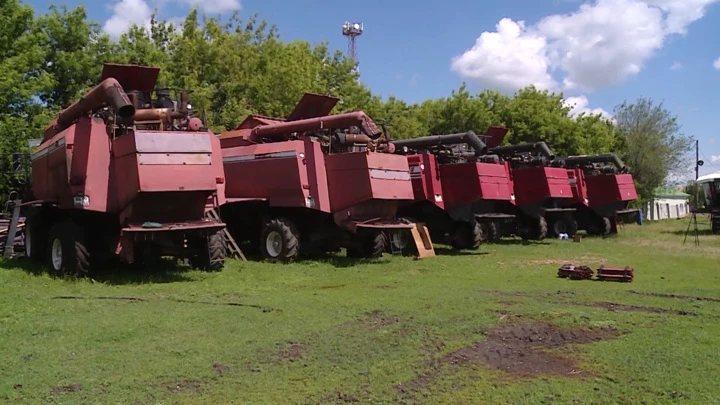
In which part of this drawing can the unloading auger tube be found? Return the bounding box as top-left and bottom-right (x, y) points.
(43, 77), (136, 141)
(248, 111), (383, 143)
(488, 141), (555, 160)
(390, 131), (489, 157)
(555, 154), (628, 172)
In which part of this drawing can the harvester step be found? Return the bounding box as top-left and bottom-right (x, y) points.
(206, 209), (246, 261)
(411, 223), (435, 258)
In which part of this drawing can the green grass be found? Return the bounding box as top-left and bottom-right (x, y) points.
(1, 217), (720, 404)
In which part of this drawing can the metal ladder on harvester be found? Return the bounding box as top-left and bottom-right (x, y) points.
(205, 208), (246, 261)
(2, 191), (23, 259)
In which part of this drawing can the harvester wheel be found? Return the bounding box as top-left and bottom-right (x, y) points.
(488, 221), (501, 242)
(189, 230), (227, 271)
(520, 217), (547, 240)
(450, 221), (482, 250)
(387, 217), (418, 256)
(24, 216), (47, 263)
(587, 216), (611, 236)
(551, 216), (578, 237)
(46, 221), (90, 277)
(348, 230), (387, 259)
(260, 218), (300, 263)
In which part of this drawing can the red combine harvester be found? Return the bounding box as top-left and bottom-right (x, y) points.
(21, 63), (228, 276)
(218, 93), (426, 262)
(554, 154), (639, 235)
(387, 127), (515, 252)
(486, 142), (576, 240)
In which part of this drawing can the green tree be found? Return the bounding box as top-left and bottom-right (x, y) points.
(613, 97), (694, 201)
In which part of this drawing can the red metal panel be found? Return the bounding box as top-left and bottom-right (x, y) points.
(208, 132), (226, 209)
(407, 154), (444, 208)
(69, 117), (113, 212)
(440, 162), (513, 208)
(286, 93), (339, 121)
(586, 173), (638, 207)
(566, 168), (589, 206)
(222, 140), (331, 212)
(511, 166), (572, 206)
(100, 63), (160, 93)
(326, 152), (413, 212)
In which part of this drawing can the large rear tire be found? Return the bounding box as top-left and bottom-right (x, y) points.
(189, 230), (227, 271)
(24, 215), (47, 263)
(551, 216), (578, 237)
(450, 221), (482, 250)
(347, 229), (387, 259)
(586, 216), (611, 236)
(46, 221), (90, 277)
(260, 218), (300, 263)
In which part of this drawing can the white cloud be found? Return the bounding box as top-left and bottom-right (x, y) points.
(563, 95), (613, 119)
(178, 0), (240, 13)
(103, 0), (241, 38)
(713, 56), (720, 70)
(712, 155), (720, 162)
(102, 0), (153, 39)
(452, 0), (719, 93)
(670, 61), (683, 70)
(450, 18), (556, 92)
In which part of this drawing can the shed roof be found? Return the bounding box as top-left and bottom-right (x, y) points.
(653, 186), (690, 199)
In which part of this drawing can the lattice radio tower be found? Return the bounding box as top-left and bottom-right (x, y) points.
(342, 21), (363, 69)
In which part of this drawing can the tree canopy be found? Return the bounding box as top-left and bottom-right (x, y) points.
(0, 1), (693, 201)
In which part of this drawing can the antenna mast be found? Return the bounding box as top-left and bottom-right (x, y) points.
(342, 21), (364, 70)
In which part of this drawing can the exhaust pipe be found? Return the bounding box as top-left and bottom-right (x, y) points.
(249, 111), (383, 142)
(390, 131), (488, 157)
(558, 153), (627, 171)
(488, 142), (555, 160)
(44, 78), (136, 140)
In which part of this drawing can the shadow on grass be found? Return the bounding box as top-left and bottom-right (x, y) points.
(487, 238), (551, 246)
(432, 247), (489, 256)
(663, 229), (718, 237)
(0, 256), (197, 285)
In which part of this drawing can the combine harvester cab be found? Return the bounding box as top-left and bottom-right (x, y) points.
(488, 142), (575, 240)
(388, 127), (515, 253)
(24, 63), (228, 276)
(219, 93), (430, 262)
(556, 154), (639, 235)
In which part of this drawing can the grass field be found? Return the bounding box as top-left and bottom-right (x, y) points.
(1, 217), (720, 404)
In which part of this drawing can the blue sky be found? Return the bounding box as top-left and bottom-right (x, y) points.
(27, 0), (720, 179)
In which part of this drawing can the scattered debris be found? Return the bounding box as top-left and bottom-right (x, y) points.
(596, 265), (634, 282)
(558, 264), (594, 280)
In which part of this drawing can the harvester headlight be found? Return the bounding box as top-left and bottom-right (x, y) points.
(73, 194), (90, 208)
(420, 164), (425, 170)
(584, 198), (589, 204)
(299, 153), (305, 159)
(511, 194), (516, 201)
(305, 196), (315, 208)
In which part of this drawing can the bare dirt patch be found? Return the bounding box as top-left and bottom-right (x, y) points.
(212, 363), (229, 376)
(593, 302), (697, 316)
(276, 343), (305, 362)
(166, 379), (201, 394)
(395, 321), (620, 399)
(339, 310), (400, 331)
(629, 290), (720, 303)
(49, 383), (82, 397)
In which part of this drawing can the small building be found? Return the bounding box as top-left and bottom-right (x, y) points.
(645, 187), (690, 221)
